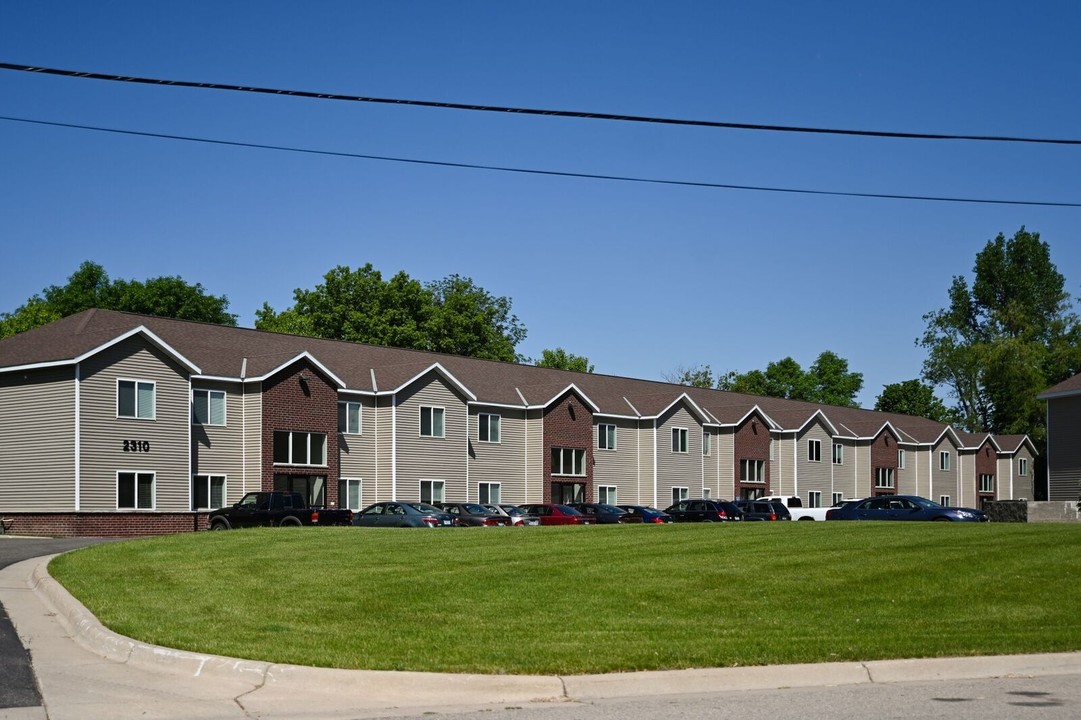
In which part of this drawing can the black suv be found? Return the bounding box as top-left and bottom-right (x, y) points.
(663, 499), (744, 522)
(734, 499), (792, 521)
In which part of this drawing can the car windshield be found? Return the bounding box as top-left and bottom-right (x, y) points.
(555, 504), (582, 515)
(463, 503), (489, 514)
(408, 503), (441, 513)
(595, 504), (624, 513)
(911, 497), (941, 508)
(502, 506), (525, 516)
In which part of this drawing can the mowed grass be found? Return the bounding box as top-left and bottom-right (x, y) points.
(49, 523), (1081, 675)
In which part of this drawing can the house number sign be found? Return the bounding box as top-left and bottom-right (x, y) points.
(123, 440), (151, 453)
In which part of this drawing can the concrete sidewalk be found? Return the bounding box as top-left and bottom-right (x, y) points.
(2, 554), (1079, 720)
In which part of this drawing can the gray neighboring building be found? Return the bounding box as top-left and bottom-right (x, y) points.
(1039, 373), (1081, 502)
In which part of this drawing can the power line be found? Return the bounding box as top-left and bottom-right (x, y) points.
(2, 115), (1077, 208)
(3, 61), (1080, 146)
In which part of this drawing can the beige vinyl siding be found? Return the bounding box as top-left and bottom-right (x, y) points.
(191, 379), (244, 507)
(999, 446), (1035, 500)
(930, 438), (960, 505)
(523, 408), (544, 504)
(896, 444), (919, 497)
(395, 376), (468, 502)
(371, 394), (394, 504)
(772, 433), (795, 497)
(0, 367), (76, 511)
(469, 406), (528, 503)
(1047, 395), (1081, 501)
(714, 428), (736, 500)
(236, 384), (262, 502)
(796, 422), (832, 503)
(591, 417), (640, 504)
(832, 439), (857, 500)
(339, 395), (378, 503)
(79, 338), (191, 511)
(655, 405), (702, 502)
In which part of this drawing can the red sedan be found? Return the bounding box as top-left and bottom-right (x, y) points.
(517, 503), (593, 525)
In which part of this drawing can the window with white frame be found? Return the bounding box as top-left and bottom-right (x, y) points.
(192, 389), (226, 426)
(808, 491), (822, 508)
(875, 467), (895, 488)
(832, 492), (844, 506)
(478, 482), (501, 504)
(740, 459), (765, 483)
(420, 406), (445, 438)
(598, 485), (617, 504)
(939, 495), (951, 506)
(671, 427), (688, 453)
(703, 432), (712, 456)
(273, 431), (327, 466)
(551, 447), (585, 476)
(898, 449), (906, 469)
(979, 474), (995, 493)
(478, 413), (501, 443)
(338, 401), (361, 434)
(420, 479), (445, 504)
(597, 423), (616, 450)
(118, 379), (155, 419)
(192, 474), (225, 510)
(1018, 458), (1028, 476)
(808, 439), (821, 462)
(118, 471), (154, 509)
(339, 478), (362, 510)
(940, 451), (951, 471)
(702, 488), (711, 498)
(769, 439), (775, 460)
(672, 486), (689, 504)
(832, 443), (843, 465)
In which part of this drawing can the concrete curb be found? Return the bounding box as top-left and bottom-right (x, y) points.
(20, 554), (1081, 708)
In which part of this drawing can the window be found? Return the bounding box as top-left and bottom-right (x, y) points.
(832, 492), (844, 506)
(551, 447), (585, 476)
(118, 379), (155, 419)
(808, 439), (821, 462)
(192, 474), (225, 510)
(118, 472), (154, 509)
(598, 486), (617, 504)
(478, 413), (500, 443)
(703, 488), (711, 498)
(875, 467), (895, 488)
(672, 427), (688, 453)
(940, 495), (951, 506)
(808, 491), (822, 508)
(979, 474), (995, 493)
(832, 443), (843, 465)
(1018, 458), (1028, 476)
(420, 479), (445, 504)
(479, 482), (501, 504)
(939, 451), (951, 471)
(338, 401), (361, 434)
(339, 478), (362, 510)
(598, 423), (617, 450)
(769, 439), (775, 461)
(273, 431), (327, 466)
(672, 486), (689, 504)
(703, 432), (712, 456)
(898, 449), (906, 470)
(740, 459), (765, 483)
(420, 406), (445, 438)
(192, 389), (225, 426)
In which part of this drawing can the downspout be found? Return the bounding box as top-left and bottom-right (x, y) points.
(371, 369), (379, 504)
(652, 418), (658, 509)
(792, 431), (798, 498)
(516, 388), (529, 503)
(958, 451), (963, 507)
(623, 397), (642, 506)
(74, 363), (81, 511)
(240, 358), (247, 496)
(187, 375), (193, 511)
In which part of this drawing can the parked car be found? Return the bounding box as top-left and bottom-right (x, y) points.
(568, 502), (636, 523)
(663, 499), (744, 522)
(207, 491), (353, 530)
(758, 494), (832, 521)
(618, 505), (673, 524)
(517, 503), (593, 525)
(353, 501), (458, 528)
(484, 503), (540, 526)
(733, 499), (792, 521)
(825, 495), (989, 522)
(436, 502), (513, 526)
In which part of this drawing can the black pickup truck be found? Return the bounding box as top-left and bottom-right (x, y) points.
(207, 491), (353, 530)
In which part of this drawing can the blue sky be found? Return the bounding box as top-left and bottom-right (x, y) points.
(2, 1), (1079, 408)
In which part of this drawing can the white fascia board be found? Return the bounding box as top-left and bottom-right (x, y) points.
(593, 412), (649, 422)
(248, 352), (346, 388)
(656, 393), (711, 424)
(931, 425), (964, 448)
(729, 405), (782, 431)
(392, 362), (476, 401)
(542, 383), (600, 413)
(469, 399), (544, 411)
(795, 409), (840, 436)
(1, 326), (203, 376)
(338, 388), (377, 398)
(873, 421), (904, 444)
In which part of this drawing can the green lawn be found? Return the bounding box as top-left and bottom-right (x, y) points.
(49, 522), (1081, 675)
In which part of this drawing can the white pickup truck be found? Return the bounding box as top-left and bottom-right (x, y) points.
(759, 495), (833, 521)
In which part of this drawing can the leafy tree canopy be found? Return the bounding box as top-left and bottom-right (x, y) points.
(663, 364), (714, 388)
(919, 227), (1081, 440)
(256, 264), (527, 363)
(535, 348), (595, 373)
(717, 351), (864, 407)
(0, 261), (236, 338)
(875, 379), (960, 424)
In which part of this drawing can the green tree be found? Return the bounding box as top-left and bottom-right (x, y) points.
(717, 352), (862, 407)
(663, 364), (714, 388)
(256, 264), (527, 363)
(535, 348), (595, 373)
(875, 379), (960, 424)
(919, 227), (1081, 440)
(0, 261), (236, 339)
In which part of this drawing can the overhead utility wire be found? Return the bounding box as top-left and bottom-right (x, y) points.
(2, 115), (1076, 208)
(2, 62), (1079, 146)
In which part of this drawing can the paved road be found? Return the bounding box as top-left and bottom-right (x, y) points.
(0, 537), (116, 712)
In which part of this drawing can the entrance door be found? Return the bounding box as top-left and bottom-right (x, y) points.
(274, 474), (326, 507)
(553, 482), (585, 504)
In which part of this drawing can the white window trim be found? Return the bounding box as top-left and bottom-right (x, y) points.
(552, 447), (586, 476)
(273, 430), (328, 467)
(808, 439), (821, 463)
(940, 495), (952, 506)
(702, 431), (712, 456)
(192, 388), (227, 426)
(740, 458), (765, 483)
(832, 443), (843, 465)
(672, 486), (689, 503)
(420, 479), (445, 504)
(192, 473), (226, 510)
(420, 406), (446, 438)
(598, 485), (618, 504)
(808, 491), (822, 508)
(940, 451), (951, 471)
(1018, 458), (1028, 476)
(338, 401), (362, 435)
(898, 449), (906, 470)
(117, 470), (155, 510)
(598, 423), (617, 451)
(875, 467), (895, 488)
(340, 477), (363, 510)
(117, 378), (156, 420)
(672, 427), (689, 454)
(478, 481), (501, 504)
(478, 413), (501, 444)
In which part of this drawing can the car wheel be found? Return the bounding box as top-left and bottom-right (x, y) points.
(279, 516), (302, 527)
(798, 516), (814, 521)
(209, 519), (229, 531)
(933, 516), (952, 522)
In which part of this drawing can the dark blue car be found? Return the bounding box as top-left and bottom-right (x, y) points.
(825, 495), (988, 522)
(618, 505), (674, 524)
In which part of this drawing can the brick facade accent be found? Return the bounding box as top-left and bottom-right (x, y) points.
(261, 362), (342, 507)
(1, 512), (207, 537)
(870, 431), (900, 495)
(542, 392), (593, 503)
(734, 413), (771, 498)
(975, 442), (997, 501)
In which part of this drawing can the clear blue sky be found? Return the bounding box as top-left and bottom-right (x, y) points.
(2, 1), (1079, 408)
